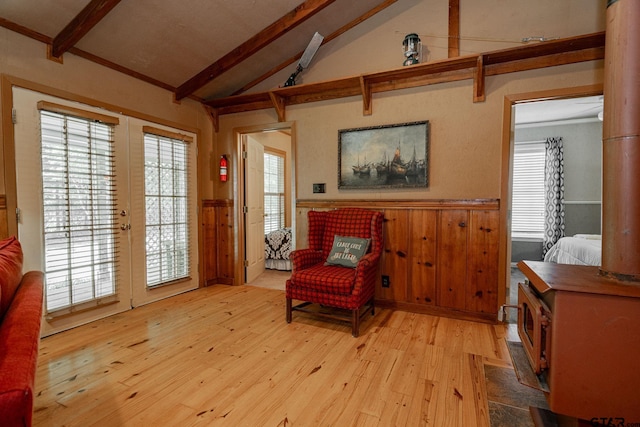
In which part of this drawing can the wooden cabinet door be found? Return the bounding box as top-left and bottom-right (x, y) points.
(466, 210), (500, 313)
(408, 210), (437, 305)
(437, 210), (468, 310)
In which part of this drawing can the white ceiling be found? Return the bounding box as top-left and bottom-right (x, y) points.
(515, 95), (603, 125)
(0, 0), (399, 100)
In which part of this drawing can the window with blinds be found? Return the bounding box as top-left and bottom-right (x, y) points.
(264, 152), (285, 234)
(144, 132), (191, 287)
(512, 142), (546, 239)
(40, 110), (119, 314)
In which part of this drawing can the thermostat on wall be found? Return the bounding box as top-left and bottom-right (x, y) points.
(313, 183), (326, 193)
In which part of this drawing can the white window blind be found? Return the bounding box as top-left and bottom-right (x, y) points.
(512, 142), (546, 239)
(39, 110), (119, 314)
(144, 132), (191, 287)
(264, 152), (285, 234)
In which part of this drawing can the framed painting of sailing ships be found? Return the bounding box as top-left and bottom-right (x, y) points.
(338, 121), (429, 189)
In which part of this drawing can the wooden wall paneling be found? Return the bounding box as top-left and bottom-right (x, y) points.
(466, 210), (500, 313)
(292, 200), (501, 322)
(378, 209), (409, 302)
(203, 200), (235, 285)
(0, 195), (7, 239)
(217, 203), (235, 283)
(202, 205), (217, 284)
(437, 209), (469, 310)
(408, 209), (437, 305)
(0, 209), (7, 239)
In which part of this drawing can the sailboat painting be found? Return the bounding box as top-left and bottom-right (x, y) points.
(338, 121), (429, 189)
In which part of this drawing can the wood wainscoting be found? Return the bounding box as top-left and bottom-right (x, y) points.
(297, 200), (501, 323)
(202, 199), (235, 285)
(203, 198), (502, 323)
(0, 194), (9, 239)
(0, 194), (8, 239)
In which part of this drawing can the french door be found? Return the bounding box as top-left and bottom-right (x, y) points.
(13, 87), (198, 336)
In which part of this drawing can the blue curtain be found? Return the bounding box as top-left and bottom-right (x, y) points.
(543, 137), (565, 256)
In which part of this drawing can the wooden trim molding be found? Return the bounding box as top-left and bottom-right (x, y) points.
(203, 199), (234, 208)
(38, 100), (120, 124)
(448, 0), (460, 58)
(296, 198), (499, 210)
(142, 125), (193, 143)
(206, 32), (605, 121)
(377, 299), (497, 324)
(0, 195), (7, 239)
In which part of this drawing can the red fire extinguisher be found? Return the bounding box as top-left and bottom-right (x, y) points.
(219, 155), (228, 182)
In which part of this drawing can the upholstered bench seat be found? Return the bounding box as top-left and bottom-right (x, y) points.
(289, 264), (356, 295)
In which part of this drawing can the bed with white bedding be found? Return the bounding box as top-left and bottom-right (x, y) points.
(543, 234), (602, 266)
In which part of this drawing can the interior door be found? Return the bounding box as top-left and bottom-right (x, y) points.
(244, 136), (265, 283)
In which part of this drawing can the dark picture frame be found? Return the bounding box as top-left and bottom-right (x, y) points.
(338, 120), (429, 189)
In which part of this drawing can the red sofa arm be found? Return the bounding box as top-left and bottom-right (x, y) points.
(290, 249), (324, 271)
(0, 271), (44, 427)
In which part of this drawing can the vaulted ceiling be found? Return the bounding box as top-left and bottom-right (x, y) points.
(0, 0), (398, 101)
(0, 0), (607, 125)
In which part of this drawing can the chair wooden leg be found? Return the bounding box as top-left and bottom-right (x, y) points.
(370, 298), (375, 316)
(286, 297), (292, 323)
(352, 309), (360, 337)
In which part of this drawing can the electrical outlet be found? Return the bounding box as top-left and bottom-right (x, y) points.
(381, 275), (390, 288)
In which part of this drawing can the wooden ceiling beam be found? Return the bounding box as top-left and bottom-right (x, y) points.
(205, 31), (605, 123)
(0, 16), (50, 44)
(175, 0), (338, 101)
(473, 55), (485, 102)
(51, 0), (122, 58)
(448, 0), (460, 58)
(231, 0), (398, 96)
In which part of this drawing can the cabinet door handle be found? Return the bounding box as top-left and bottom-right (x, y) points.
(458, 222), (467, 227)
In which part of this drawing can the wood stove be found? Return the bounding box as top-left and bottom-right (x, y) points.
(508, 1), (640, 424)
(513, 261), (640, 424)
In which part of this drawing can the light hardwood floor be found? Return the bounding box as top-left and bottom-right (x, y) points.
(34, 284), (520, 426)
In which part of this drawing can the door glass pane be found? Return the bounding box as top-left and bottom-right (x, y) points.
(40, 111), (118, 313)
(144, 134), (190, 287)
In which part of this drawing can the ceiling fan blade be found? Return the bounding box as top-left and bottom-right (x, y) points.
(298, 32), (324, 69)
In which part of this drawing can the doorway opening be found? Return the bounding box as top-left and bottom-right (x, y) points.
(235, 123), (295, 286)
(501, 86), (603, 322)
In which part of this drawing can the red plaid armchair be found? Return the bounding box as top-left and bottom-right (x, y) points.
(286, 208), (384, 337)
